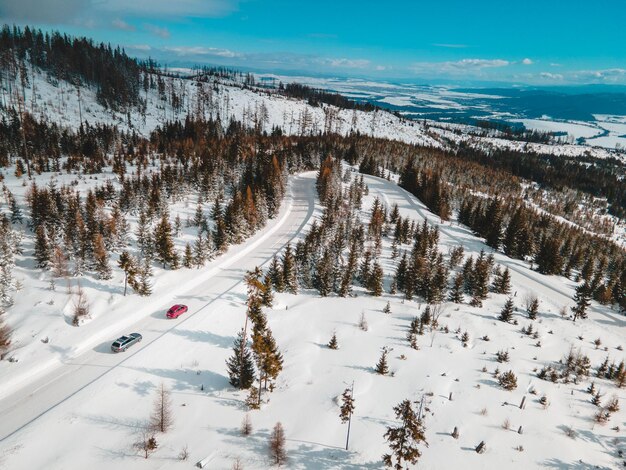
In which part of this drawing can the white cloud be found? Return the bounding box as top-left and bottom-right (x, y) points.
(144, 24), (170, 39)
(126, 44), (152, 51)
(0, 0), (89, 24)
(164, 46), (241, 58)
(539, 72), (564, 80)
(0, 0), (238, 26)
(410, 58), (510, 77)
(522, 58), (533, 65)
(112, 18), (135, 31)
(432, 43), (469, 49)
(318, 58), (371, 69)
(98, 0), (237, 18)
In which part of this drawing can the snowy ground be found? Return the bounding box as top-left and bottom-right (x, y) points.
(0, 169), (624, 469)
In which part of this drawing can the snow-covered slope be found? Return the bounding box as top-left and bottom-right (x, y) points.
(0, 167), (624, 469)
(5, 69), (440, 148)
(5, 68), (624, 162)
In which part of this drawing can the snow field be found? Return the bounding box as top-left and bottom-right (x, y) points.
(0, 169), (624, 469)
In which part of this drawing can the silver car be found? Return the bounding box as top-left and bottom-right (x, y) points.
(111, 333), (142, 352)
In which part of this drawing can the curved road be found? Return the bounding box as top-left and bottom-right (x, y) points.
(0, 172), (317, 443)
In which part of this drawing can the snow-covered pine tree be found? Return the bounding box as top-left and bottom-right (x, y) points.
(261, 273), (274, 307)
(368, 261), (384, 296)
(0, 312), (11, 359)
(93, 233), (112, 280)
(268, 255), (284, 292)
(282, 243), (297, 294)
(34, 225), (51, 269)
(154, 214), (179, 269)
(183, 243), (193, 268)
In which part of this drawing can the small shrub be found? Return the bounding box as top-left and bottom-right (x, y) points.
(498, 370), (518, 390)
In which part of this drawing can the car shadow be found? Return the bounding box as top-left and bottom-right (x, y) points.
(93, 341), (115, 354)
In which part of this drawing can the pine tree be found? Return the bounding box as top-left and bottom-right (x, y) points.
(328, 331), (339, 350)
(382, 399), (427, 469)
(93, 233), (112, 280)
(135, 210), (153, 259)
(154, 214), (178, 269)
(137, 258), (153, 296)
(118, 251), (138, 296)
(375, 347), (389, 375)
(572, 281), (592, 322)
(369, 261), (384, 296)
(268, 255), (284, 292)
(315, 249), (334, 296)
(492, 266), (511, 295)
(339, 385), (355, 450)
(0, 314), (12, 359)
(282, 243), (297, 294)
(383, 301), (391, 314)
(498, 298), (514, 323)
(527, 297), (539, 320)
(498, 370), (518, 390)
(449, 272), (464, 303)
(34, 225), (50, 269)
(226, 329), (256, 389)
(183, 243), (193, 268)
(261, 273), (274, 307)
(9, 197), (23, 224)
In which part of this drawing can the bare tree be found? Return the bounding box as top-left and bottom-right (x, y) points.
(0, 314), (11, 359)
(72, 282), (89, 326)
(134, 427), (158, 459)
(241, 413), (253, 436)
(429, 303), (446, 330)
(269, 422), (287, 466)
(150, 383), (174, 433)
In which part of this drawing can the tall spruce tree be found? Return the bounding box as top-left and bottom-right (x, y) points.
(226, 328), (256, 389)
(572, 281), (592, 322)
(282, 243), (297, 294)
(498, 297), (514, 323)
(382, 399), (427, 469)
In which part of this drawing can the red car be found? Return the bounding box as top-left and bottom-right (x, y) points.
(166, 304), (188, 319)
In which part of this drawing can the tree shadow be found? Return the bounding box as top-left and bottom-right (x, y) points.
(170, 329), (233, 348)
(130, 366), (228, 393)
(542, 458), (614, 470)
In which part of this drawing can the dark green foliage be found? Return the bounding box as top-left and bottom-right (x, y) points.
(226, 329), (256, 389)
(498, 370), (518, 390)
(572, 281), (592, 322)
(492, 266), (511, 295)
(1, 25), (144, 109)
(328, 331), (339, 350)
(382, 399), (427, 469)
(498, 298), (514, 323)
(375, 347), (389, 375)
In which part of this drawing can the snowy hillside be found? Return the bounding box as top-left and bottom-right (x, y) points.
(0, 163), (624, 469)
(5, 67), (624, 163)
(2, 68), (440, 148)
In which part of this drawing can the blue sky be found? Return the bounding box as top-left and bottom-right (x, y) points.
(1, 0), (626, 84)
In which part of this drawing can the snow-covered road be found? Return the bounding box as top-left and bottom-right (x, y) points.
(0, 172), (317, 444)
